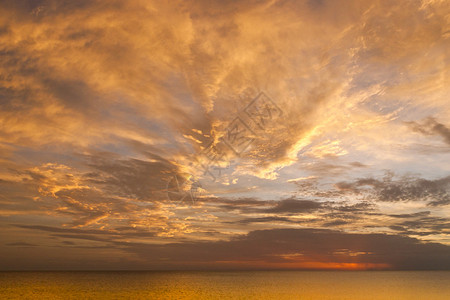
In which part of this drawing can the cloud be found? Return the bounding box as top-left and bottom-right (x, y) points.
(14, 224), (158, 239)
(335, 174), (450, 206)
(299, 159), (368, 177)
(116, 228), (450, 270)
(0, 0), (449, 270)
(5, 242), (37, 247)
(263, 199), (322, 214)
(3, 227), (449, 270)
(393, 216), (450, 234)
(389, 211), (431, 219)
(0, 153), (193, 235)
(406, 117), (450, 146)
(206, 197), (324, 215)
(237, 216), (304, 225)
(322, 220), (349, 227)
(84, 152), (178, 201)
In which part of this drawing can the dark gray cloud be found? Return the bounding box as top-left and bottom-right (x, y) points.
(387, 214), (450, 237)
(206, 197), (325, 216)
(85, 152), (178, 201)
(335, 174), (450, 205)
(0, 175), (47, 213)
(4, 228), (448, 270)
(333, 202), (374, 212)
(322, 220), (349, 227)
(116, 228), (450, 270)
(214, 198), (381, 228)
(300, 160), (368, 177)
(389, 211), (431, 218)
(5, 242), (37, 247)
(263, 199), (323, 213)
(406, 117), (450, 146)
(237, 216), (310, 225)
(14, 225), (158, 239)
(396, 217), (450, 232)
(51, 234), (111, 243)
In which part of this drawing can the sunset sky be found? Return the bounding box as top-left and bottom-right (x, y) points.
(1, 0), (449, 270)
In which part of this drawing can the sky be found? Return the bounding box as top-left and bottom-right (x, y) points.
(0, 0), (449, 270)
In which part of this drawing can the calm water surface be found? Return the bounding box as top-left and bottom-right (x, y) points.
(0, 271), (449, 299)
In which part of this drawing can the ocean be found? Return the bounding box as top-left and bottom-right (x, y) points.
(0, 271), (449, 299)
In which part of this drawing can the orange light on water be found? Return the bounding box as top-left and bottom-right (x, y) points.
(213, 260), (391, 270)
